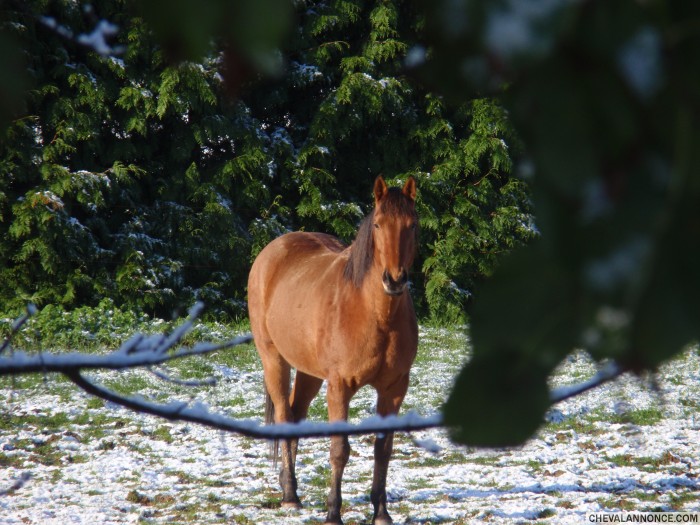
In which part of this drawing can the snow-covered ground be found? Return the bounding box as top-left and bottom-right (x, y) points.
(1, 327), (699, 524)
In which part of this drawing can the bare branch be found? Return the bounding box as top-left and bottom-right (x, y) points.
(147, 366), (217, 388)
(153, 302), (205, 354)
(1, 302), (442, 438)
(0, 341), (633, 440)
(65, 368), (446, 439)
(0, 302), (639, 442)
(0, 304), (37, 355)
(0, 333), (252, 377)
(0, 472), (31, 496)
(550, 361), (625, 404)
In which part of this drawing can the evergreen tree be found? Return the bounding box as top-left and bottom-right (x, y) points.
(247, 0), (535, 321)
(0, 0), (534, 322)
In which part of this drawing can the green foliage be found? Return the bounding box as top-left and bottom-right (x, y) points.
(0, 298), (248, 352)
(0, 0), (532, 323)
(1, 299), (145, 350)
(420, 0), (700, 446)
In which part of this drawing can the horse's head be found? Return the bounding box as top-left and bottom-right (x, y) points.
(372, 176), (418, 296)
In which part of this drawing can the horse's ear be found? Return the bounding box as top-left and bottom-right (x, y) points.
(374, 176), (388, 204)
(402, 176), (417, 201)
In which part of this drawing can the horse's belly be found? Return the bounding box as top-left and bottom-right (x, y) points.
(262, 269), (339, 379)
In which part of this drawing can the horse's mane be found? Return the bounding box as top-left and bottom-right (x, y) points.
(343, 187), (416, 288)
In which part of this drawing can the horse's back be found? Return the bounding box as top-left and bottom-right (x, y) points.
(249, 232), (345, 287)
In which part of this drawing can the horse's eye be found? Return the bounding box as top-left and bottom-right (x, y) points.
(374, 223), (380, 229)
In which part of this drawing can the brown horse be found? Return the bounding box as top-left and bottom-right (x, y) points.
(247, 176), (419, 525)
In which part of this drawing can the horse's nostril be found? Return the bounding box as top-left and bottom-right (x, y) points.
(382, 269), (402, 285)
(382, 268), (408, 294)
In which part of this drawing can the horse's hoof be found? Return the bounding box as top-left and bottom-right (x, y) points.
(373, 516), (393, 525)
(281, 500), (302, 509)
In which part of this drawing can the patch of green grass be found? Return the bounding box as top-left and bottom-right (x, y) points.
(229, 514), (255, 525)
(105, 373), (153, 397)
(611, 407), (664, 426)
(523, 459), (542, 471)
(307, 397), (328, 421)
(607, 451), (683, 472)
(463, 454), (501, 466)
(536, 508), (557, 519)
(412, 455), (446, 468)
(415, 326), (468, 366)
(598, 496), (639, 511)
(50, 469), (63, 483)
(147, 425), (174, 443)
(669, 490), (698, 510)
(679, 397), (699, 409)
(628, 490), (661, 503)
(0, 411), (71, 432)
(546, 406), (663, 435)
(171, 358), (215, 381)
(211, 341), (260, 371)
(407, 476), (433, 491)
(0, 452), (23, 468)
(170, 470), (196, 484)
(27, 440), (63, 467)
(86, 397), (105, 410)
(0, 374), (46, 390)
(200, 477), (232, 488)
(308, 463), (331, 489)
(546, 414), (603, 435)
(219, 395), (247, 409)
(126, 440), (153, 454)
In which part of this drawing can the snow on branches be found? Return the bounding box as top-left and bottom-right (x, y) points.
(0, 302), (625, 443)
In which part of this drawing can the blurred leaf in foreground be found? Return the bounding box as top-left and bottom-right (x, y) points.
(423, 0), (700, 446)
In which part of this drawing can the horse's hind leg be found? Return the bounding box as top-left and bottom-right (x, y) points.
(291, 371), (323, 425)
(289, 371), (323, 462)
(260, 352), (302, 508)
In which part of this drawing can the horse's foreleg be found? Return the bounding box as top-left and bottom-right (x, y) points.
(371, 432), (394, 525)
(325, 379), (353, 525)
(371, 374), (410, 525)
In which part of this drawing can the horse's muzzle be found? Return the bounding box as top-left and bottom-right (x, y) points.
(382, 268), (408, 296)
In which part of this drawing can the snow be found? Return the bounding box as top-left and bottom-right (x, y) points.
(36, 191), (64, 211)
(1, 331), (699, 524)
(76, 20), (120, 56)
(404, 46), (427, 69)
(290, 62), (324, 83)
(39, 16), (74, 39)
(484, 0), (574, 61)
(584, 236), (650, 292)
(269, 127), (294, 152)
(617, 27), (664, 101)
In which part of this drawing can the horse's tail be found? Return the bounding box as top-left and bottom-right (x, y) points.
(264, 387), (280, 468)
